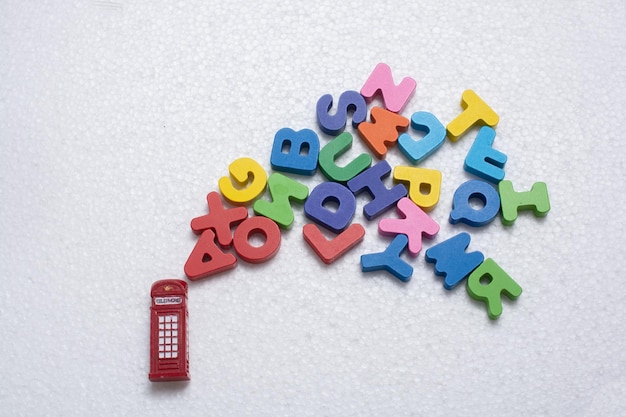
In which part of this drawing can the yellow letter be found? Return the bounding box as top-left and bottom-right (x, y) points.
(218, 157), (267, 205)
(446, 90), (499, 141)
(393, 166), (442, 211)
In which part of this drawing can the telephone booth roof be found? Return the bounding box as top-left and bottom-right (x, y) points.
(151, 279), (187, 297)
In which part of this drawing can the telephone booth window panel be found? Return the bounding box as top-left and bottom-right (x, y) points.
(158, 314), (179, 359)
(149, 279), (190, 382)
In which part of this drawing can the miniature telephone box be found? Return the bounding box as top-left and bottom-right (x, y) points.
(149, 279), (190, 381)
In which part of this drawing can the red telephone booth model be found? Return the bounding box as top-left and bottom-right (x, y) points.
(149, 279), (190, 381)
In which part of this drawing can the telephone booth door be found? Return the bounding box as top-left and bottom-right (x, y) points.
(149, 279), (190, 381)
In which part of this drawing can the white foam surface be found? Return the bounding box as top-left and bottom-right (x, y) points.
(1, 1), (625, 416)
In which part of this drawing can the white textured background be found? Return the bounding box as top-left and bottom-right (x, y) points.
(1, 1), (624, 416)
